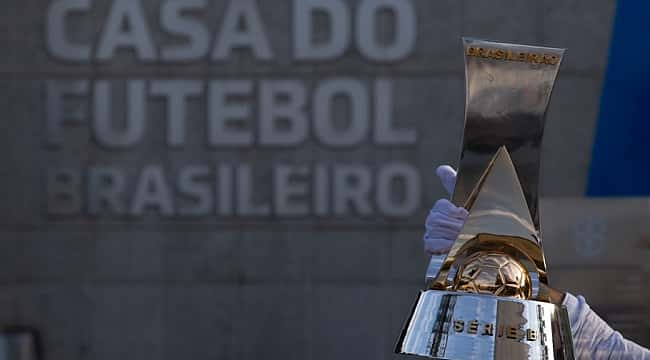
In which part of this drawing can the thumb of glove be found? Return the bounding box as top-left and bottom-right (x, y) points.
(436, 165), (457, 196)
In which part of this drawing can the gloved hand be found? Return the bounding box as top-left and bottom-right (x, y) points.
(423, 165), (468, 256)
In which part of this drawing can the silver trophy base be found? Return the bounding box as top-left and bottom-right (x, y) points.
(395, 290), (574, 359)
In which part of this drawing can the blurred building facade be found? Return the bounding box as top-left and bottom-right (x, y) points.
(0, 0), (647, 359)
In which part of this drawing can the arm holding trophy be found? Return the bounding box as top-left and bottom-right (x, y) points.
(424, 165), (650, 359)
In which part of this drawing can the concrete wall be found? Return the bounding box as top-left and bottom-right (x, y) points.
(2, 1), (647, 359)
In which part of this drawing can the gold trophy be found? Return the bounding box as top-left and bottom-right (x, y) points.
(394, 38), (574, 359)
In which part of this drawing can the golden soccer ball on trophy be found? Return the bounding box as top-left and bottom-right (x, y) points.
(453, 251), (532, 299)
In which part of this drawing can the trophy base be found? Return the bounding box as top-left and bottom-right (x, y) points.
(395, 290), (574, 359)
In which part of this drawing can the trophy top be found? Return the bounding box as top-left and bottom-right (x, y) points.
(453, 37), (566, 233)
(462, 37), (566, 58)
(425, 37), (566, 302)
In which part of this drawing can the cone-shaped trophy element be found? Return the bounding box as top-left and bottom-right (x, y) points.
(395, 38), (574, 359)
(429, 146), (547, 300)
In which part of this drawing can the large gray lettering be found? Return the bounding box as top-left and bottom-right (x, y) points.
(46, 80), (88, 147)
(374, 79), (416, 145)
(357, 0), (416, 61)
(46, 0), (91, 61)
(160, 0), (210, 61)
(314, 79), (369, 147)
(47, 168), (82, 216)
(92, 80), (146, 148)
(259, 80), (307, 146)
(333, 165), (372, 215)
(212, 0), (273, 60)
(178, 165), (212, 216)
(294, 0), (350, 60)
(274, 165), (309, 216)
(130, 165), (174, 216)
(88, 166), (126, 215)
(376, 163), (420, 216)
(208, 80), (253, 146)
(237, 164), (271, 215)
(150, 80), (202, 147)
(96, 0), (156, 61)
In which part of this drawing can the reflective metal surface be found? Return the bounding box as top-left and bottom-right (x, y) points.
(398, 38), (573, 359)
(395, 291), (574, 359)
(453, 38), (565, 229)
(428, 147), (549, 301)
(453, 251), (531, 299)
(425, 38), (565, 289)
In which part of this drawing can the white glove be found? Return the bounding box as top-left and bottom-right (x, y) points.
(423, 165), (468, 255)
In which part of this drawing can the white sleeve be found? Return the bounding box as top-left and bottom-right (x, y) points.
(562, 292), (650, 359)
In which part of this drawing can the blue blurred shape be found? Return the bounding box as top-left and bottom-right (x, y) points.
(587, 1), (650, 196)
